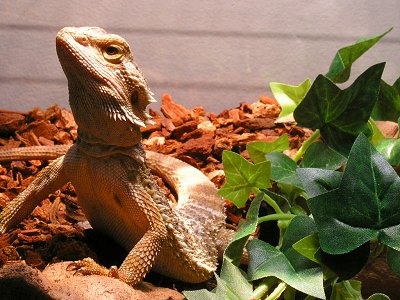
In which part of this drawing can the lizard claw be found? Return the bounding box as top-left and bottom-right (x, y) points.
(67, 257), (115, 277)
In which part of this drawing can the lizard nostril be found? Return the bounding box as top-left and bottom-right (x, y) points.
(75, 36), (89, 46)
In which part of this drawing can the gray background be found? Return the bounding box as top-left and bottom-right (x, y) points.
(0, 1), (399, 113)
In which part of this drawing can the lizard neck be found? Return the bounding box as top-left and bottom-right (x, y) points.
(76, 137), (146, 164)
(69, 84), (143, 148)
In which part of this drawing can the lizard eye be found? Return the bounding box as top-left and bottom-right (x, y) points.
(105, 45), (119, 55)
(103, 45), (124, 63)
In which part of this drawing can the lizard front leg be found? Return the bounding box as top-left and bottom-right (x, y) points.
(0, 155), (68, 233)
(68, 181), (168, 286)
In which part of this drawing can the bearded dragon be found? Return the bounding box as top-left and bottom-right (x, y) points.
(0, 27), (227, 286)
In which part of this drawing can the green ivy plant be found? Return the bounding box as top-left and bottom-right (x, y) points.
(184, 28), (399, 300)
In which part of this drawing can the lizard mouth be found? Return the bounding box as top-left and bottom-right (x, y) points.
(129, 90), (147, 125)
(56, 28), (102, 78)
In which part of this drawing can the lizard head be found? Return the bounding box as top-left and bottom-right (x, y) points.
(56, 27), (156, 138)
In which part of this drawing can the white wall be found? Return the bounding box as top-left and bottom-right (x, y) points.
(0, 0), (399, 113)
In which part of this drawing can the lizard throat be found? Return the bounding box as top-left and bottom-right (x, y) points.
(76, 137), (146, 163)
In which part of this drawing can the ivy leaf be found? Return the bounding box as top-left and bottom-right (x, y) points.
(320, 242), (370, 280)
(262, 189), (291, 213)
(277, 182), (306, 204)
(292, 233), (321, 264)
(247, 240), (324, 298)
(270, 79), (312, 121)
(297, 168), (342, 198)
(224, 193), (264, 265)
(216, 259), (253, 300)
(293, 234), (370, 280)
(247, 134), (290, 164)
(294, 63), (385, 155)
(372, 78), (400, 121)
(376, 117), (400, 167)
(300, 141), (346, 170)
(247, 216), (325, 299)
(218, 151), (271, 207)
(376, 137), (400, 166)
(368, 118), (385, 147)
(326, 28), (392, 83)
(266, 152), (303, 189)
(367, 295), (391, 300)
(281, 215), (318, 251)
(308, 134), (400, 255)
(387, 247), (400, 275)
(183, 289), (217, 300)
(184, 259), (253, 300)
(329, 280), (363, 300)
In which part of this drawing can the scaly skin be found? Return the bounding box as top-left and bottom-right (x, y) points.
(0, 27), (227, 285)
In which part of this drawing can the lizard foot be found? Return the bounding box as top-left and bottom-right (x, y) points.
(67, 257), (119, 279)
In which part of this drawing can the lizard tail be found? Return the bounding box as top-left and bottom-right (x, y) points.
(0, 145), (71, 162)
(146, 150), (228, 260)
(145, 150), (225, 216)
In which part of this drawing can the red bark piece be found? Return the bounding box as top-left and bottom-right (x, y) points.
(59, 109), (77, 129)
(180, 128), (204, 141)
(259, 95), (279, 106)
(171, 120), (198, 140)
(214, 137), (233, 157)
(228, 108), (242, 122)
(0, 138), (21, 149)
(44, 105), (62, 121)
(18, 120), (58, 142)
(38, 136), (55, 146)
(250, 99), (281, 118)
(0, 112), (25, 135)
(176, 135), (215, 158)
(160, 93), (192, 126)
(217, 109), (229, 119)
(140, 117), (162, 134)
(191, 106), (206, 119)
(28, 107), (46, 120)
(235, 117), (275, 130)
(54, 131), (74, 145)
(157, 139), (181, 154)
(239, 102), (253, 114)
(161, 118), (176, 132)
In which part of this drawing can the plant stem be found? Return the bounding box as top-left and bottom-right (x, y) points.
(371, 242), (385, 258)
(293, 129), (320, 163)
(263, 193), (284, 214)
(258, 213), (295, 224)
(343, 280), (359, 294)
(265, 282), (287, 300)
(251, 277), (277, 300)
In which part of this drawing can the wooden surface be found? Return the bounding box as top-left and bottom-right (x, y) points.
(0, 0), (399, 113)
